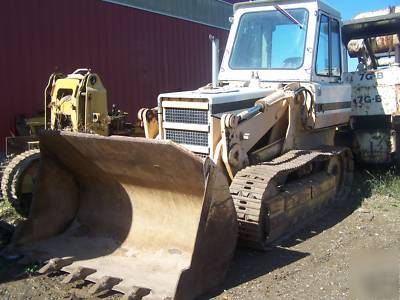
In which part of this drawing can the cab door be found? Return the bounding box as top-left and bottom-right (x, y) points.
(312, 13), (351, 129)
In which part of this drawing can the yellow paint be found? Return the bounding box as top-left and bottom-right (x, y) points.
(48, 72), (109, 135)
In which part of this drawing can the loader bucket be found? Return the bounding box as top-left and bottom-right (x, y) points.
(11, 131), (238, 299)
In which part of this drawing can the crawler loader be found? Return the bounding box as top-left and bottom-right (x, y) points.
(8, 1), (354, 299)
(1, 69), (132, 216)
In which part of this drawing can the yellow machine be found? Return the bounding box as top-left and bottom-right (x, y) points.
(45, 68), (131, 136)
(8, 1), (356, 299)
(1, 69), (132, 217)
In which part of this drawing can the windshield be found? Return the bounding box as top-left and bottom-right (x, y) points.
(229, 8), (309, 70)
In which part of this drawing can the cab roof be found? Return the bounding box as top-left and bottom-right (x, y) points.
(342, 12), (400, 44)
(233, 0), (341, 19)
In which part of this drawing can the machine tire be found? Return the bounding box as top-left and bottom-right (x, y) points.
(0, 157), (11, 199)
(0, 149), (40, 217)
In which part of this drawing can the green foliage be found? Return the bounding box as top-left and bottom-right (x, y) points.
(24, 262), (40, 275)
(0, 198), (23, 225)
(352, 165), (400, 209)
(366, 167), (400, 201)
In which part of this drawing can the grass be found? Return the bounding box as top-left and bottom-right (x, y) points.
(0, 198), (39, 281)
(0, 199), (23, 226)
(352, 165), (400, 209)
(24, 263), (40, 275)
(366, 167), (400, 201)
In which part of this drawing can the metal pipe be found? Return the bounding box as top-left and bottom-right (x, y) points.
(209, 34), (220, 88)
(395, 43), (400, 65)
(237, 104), (264, 123)
(236, 89), (289, 123)
(363, 38), (378, 69)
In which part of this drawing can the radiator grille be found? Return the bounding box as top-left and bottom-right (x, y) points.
(165, 129), (208, 147)
(164, 108), (208, 125)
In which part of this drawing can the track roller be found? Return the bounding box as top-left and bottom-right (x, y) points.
(230, 148), (354, 250)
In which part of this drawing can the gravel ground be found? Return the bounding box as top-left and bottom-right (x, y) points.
(206, 194), (399, 300)
(0, 170), (399, 300)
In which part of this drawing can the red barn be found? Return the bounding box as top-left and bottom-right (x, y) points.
(0, 0), (240, 151)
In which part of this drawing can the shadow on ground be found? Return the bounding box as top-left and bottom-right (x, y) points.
(0, 256), (29, 284)
(201, 169), (379, 299)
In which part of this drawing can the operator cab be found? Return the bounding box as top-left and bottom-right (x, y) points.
(218, 0), (351, 129)
(219, 0), (348, 84)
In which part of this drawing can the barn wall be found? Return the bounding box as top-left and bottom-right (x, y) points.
(0, 0), (231, 150)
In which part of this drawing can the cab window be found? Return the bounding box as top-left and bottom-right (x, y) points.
(316, 15), (329, 75)
(331, 19), (341, 76)
(316, 14), (342, 77)
(229, 8), (309, 70)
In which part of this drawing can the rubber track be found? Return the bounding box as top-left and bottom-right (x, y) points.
(0, 149), (40, 216)
(230, 147), (353, 249)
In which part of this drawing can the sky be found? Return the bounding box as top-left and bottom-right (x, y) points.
(323, 0), (400, 70)
(323, 0), (399, 20)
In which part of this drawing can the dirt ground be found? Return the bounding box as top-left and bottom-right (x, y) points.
(0, 170), (399, 300)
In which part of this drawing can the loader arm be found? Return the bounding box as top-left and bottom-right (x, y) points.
(218, 88), (292, 179)
(216, 83), (320, 179)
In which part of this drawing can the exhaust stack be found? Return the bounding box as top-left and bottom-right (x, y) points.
(209, 34), (220, 88)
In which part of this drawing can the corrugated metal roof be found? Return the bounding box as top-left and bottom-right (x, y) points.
(101, 0), (234, 29)
(220, 0), (242, 4)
